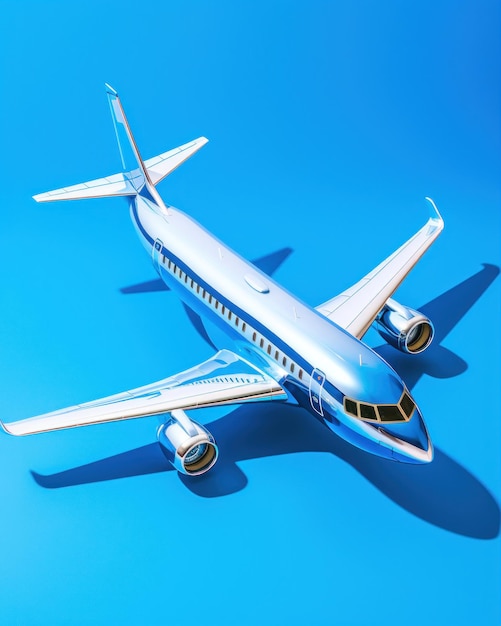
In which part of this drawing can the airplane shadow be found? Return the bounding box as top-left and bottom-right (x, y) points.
(374, 263), (500, 388)
(32, 403), (499, 539)
(31, 264), (500, 539)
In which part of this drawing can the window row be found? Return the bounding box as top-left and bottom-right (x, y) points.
(161, 252), (304, 382)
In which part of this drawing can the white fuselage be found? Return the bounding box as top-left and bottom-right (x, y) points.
(127, 192), (428, 462)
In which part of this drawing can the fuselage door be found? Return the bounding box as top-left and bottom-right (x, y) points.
(152, 238), (163, 274)
(309, 368), (326, 416)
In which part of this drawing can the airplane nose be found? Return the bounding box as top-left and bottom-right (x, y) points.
(377, 407), (434, 463)
(378, 427), (433, 463)
(403, 408), (434, 462)
(406, 431), (434, 463)
(413, 409), (434, 462)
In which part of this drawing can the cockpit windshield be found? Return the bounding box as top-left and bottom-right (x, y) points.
(343, 390), (416, 423)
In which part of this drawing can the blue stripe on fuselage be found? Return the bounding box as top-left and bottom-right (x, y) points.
(131, 198), (328, 390)
(129, 195), (349, 406)
(130, 197), (154, 245)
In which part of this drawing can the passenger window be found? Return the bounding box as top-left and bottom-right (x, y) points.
(221, 305), (225, 314)
(267, 344), (271, 355)
(162, 255), (166, 264)
(202, 289), (206, 298)
(168, 260), (172, 269)
(252, 332), (256, 341)
(215, 300), (219, 310)
(208, 295), (212, 304)
(242, 322), (246, 332)
(259, 338), (264, 348)
(274, 350), (279, 360)
(191, 279), (194, 288)
(184, 274), (188, 283)
(196, 285), (200, 293)
(290, 363), (295, 373)
(228, 311), (232, 320)
(298, 370), (303, 380)
(235, 317), (239, 326)
(282, 356), (287, 367)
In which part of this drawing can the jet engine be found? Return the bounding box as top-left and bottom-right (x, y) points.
(375, 298), (434, 354)
(157, 409), (218, 475)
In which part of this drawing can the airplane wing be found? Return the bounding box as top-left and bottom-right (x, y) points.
(0, 350), (288, 436)
(316, 198), (444, 339)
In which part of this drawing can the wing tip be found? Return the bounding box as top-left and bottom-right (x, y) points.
(425, 196), (444, 226)
(105, 83), (118, 96)
(0, 419), (13, 435)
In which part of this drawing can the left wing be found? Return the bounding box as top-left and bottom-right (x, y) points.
(316, 198), (444, 339)
(1, 350), (287, 436)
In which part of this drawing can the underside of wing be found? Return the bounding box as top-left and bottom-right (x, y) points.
(316, 199), (444, 339)
(1, 350), (287, 436)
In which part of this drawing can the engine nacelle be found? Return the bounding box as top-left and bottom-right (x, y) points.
(157, 409), (218, 476)
(375, 298), (434, 354)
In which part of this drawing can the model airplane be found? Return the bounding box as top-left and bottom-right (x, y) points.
(1, 85), (444, 475)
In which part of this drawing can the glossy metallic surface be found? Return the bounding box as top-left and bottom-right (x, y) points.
(1, 85), (444, 469)
(0, 350), (287, 435)
(375, 298), (435, 354)
(157, 410), (218, 475)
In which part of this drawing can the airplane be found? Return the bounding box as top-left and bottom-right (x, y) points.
(0, 85), (444, 476)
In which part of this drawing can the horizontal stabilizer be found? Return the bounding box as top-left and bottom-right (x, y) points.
(33, 137), (208, 203)
(33, 172), (140, 203)
(144, 137), (208, 186)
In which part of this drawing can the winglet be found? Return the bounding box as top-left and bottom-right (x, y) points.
(105, 83), (118, 96)
(425, 197), (444, 225)
(106, 84), (149, 188)
(0, 419), (13, 435)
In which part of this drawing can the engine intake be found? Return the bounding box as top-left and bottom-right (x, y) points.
(375, 298), (434, 354)
(157, 409), (218, 475)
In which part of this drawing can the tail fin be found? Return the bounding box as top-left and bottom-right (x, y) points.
(33, 85), (208, 203)
(105, 83), (148, 191)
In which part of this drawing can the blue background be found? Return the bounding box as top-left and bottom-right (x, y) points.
(0, 2), (499, 625)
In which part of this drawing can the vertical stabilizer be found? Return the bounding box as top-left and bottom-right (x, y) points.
(33, 85), (208, 204)
(105, 84), (149, 191)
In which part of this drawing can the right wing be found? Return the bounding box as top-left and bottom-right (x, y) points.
(1, 350), (287, 436)
(316, 198), (444, 339)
